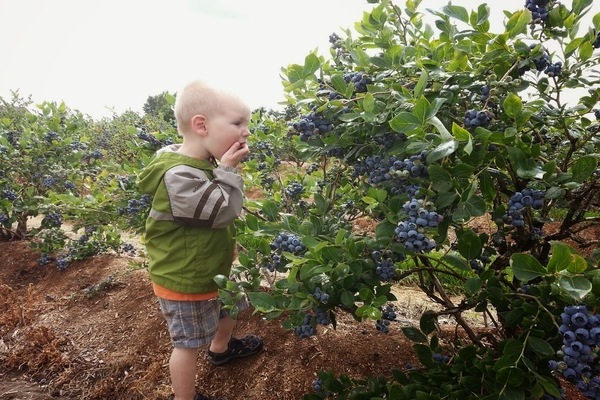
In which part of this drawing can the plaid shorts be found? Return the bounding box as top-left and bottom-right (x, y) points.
(158, 296), (249, 348)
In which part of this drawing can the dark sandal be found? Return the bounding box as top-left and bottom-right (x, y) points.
(207, 335), (263, 366)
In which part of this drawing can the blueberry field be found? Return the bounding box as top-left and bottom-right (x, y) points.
(2, 0), (600, 399)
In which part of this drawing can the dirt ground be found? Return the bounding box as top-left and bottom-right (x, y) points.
(0, 220), (595, 400)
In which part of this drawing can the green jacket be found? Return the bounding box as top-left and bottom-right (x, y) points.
(137, 145), (244, 294)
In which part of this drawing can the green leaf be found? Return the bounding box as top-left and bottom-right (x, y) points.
(402, 326), (428, 343)
(496, 366), (525, 387)
(527, 336), (556, 357)
(572, 0), (594, 17)
(413, 96), (430, 125)
(428, 164), (452, 182)
(507, 147), (544, 179)
(566, 254), (588, 274)
(501, 339), (524, 358)
(413, 343), (435, 368)
(341, 290), (355, 307)
(441, 253), (469, 271)
(500, 387), (526, 400)
(419, 311), (438, 335)
(427, 98), (446, 120)
(435, 192), (457, 209)
(503, 93), (523, 119)
(479, 170), (496, 201)
(331, 74), (346, 93)
(303, 53), (321, 77)
(558, 276), (592, 301)
(428, 116), (452, 140)
(362, 93), (375, 113)
(475, 4), (490, 26)
(510, 253), (546, 282)
(505, 308), (526, 327)
(452, 122), (471, 141)
(362, 196), (378, 205)
(213, 274), (229, 288)
(547, 242), (574, 273)
(247, 291), (279, 313)
(442, 4), (469, 23)
(261, 200), (280, 221)
(537, 376), (563, 398)
(244, 214), (259, 231)
(427, 139), (458, 163)
(458, 229), (482, 260)
(390, 112), (421, 132)
(285, 64), (304, 84)
(570, 155), (597, 183)
(334, 229), (348, 246)
(375, 219), (396, 240)
(545, 186), (565, 200)
(462, 195), (487, 217)
(506, 10), (530, 38)
(464, 277), (482, 295)
(414, 70), (428, 98)
(564, 37), (584, 58)
(337, 112), (362, 122)
(579, 41), (593, 61)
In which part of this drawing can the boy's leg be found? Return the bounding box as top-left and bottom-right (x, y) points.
(205, 298), (263, 366)
(170, 347), (199, 400)
(208, 315), (235, 353)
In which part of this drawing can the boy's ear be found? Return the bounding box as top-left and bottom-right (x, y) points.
(191, 114), (208, 135)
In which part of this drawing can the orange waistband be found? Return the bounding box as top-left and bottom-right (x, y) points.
(152, 282), (218, 301)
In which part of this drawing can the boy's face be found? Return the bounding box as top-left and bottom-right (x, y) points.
(204, 97), (251, 160)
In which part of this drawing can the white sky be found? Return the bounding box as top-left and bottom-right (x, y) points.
(0, 1), (598, 119)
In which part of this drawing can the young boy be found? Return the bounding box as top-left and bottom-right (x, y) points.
(137, 80), (263, 400)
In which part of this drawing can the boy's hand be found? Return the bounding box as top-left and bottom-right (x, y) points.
(220, 142), (250, 168)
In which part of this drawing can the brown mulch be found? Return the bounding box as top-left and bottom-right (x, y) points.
(0, 234), (592, 400)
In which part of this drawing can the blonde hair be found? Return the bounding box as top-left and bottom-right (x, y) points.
(174, 80), (222, 134)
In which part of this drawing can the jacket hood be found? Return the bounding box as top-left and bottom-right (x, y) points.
(137, 144), (214, 195)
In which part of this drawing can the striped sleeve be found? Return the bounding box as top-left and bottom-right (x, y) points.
(163, 165), (243, 228)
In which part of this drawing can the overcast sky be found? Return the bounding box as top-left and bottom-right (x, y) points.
(1, 1), (598, 119)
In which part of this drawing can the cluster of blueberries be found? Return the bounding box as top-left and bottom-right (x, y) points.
(503, 188), (545, 227)
(312, 287), (330, 303)
(293, 288), (333, 338)
(1, 189), (17, 201)
(525, 0), (550, 24)
(270, 232), (306, 255)
(549, 305), (600, 399)
(375, 303), (398, 333)
(372, 249), (406, 281)
(343, 72), (373, 93)
(469, 255), (492, 275)
(329, 32), (343, 49)
(464, 109), (494, 128)
(137, 129), (174, 149)
(519, 47), (563, 78)
(481, 85), (491, 102)
(375, 131), (408, 150)
(394, 198), (442, 253)
(284, 181), (305, 199)
(291, 112), (334, 141)
(117, 194), (153, 216)
(294, 314), (318, 339)
(353, 151), (429, 187)
(41, 212), (63, 229)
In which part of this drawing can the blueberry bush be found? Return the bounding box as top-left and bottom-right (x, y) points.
(0, 91), (178, 267)
(222, 0), (600, 398)
(2, 0), (600, 398)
